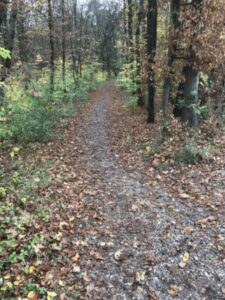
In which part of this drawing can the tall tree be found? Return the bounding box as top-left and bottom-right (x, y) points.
(17, 0), (30, 84)
(47, 0), (55, 93)
(61, 0), (66, 92)
(3, 0), (18, 69)
(136, 0), (144, 106)
(147, 0), (158, 123)
(162, 0), (181, 121)
(127, 0), (134, 62)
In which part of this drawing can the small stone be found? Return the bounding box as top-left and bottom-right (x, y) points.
(73, 266), (81, 273)
(114, 249), (133, 262)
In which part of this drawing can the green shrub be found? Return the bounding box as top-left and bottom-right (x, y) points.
(10, 108), (56, 143)
(175, 139), (210, 165)
(175, 146), (201, 165)
(0, 60), (107, 145)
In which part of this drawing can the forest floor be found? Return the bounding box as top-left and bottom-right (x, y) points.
(1, 83), (225, 300)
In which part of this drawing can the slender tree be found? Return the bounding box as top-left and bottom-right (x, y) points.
(162, 0), (181, 120)
(127, 0), (134, 62)
(61, 0), (66, 92)
(147, 0), (158, 123)
(47, 0), (55, 93)
(136, 0), (144, 106)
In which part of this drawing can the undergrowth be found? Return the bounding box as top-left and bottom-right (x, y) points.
(0, 61), (107, 145)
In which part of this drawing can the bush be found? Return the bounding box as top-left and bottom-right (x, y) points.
(10, 108), (57, 143)
(0, 61), (107, 145)
(175, 146), (202, 165)
(175, 139), (210, 165)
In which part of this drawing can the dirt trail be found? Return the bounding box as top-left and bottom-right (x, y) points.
(45, 83), (224, 300)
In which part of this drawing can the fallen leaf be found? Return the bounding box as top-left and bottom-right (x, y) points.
(168, 284), (179, 296)
(29, 266), (36, 274)
(184, 226), (194, 233)
(71, 253), (80, 263)
(27, 291), (38, 300)
(183, 252), (189, 263)
(180, 193), (190, 199)
(135, 271), (145, 282)
(179, 252), (190, 268)
(90, 251), (104, 260)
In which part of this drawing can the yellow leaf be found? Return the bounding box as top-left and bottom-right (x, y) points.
(47, 291), (57, 300)
(29, 266), (35, 274)
(27, 291), (38, 300)
(13, 147), (20, 153)
(69, 216), (75, 222)
(179, 252), (190, 268)
(183, 252), (189, 263)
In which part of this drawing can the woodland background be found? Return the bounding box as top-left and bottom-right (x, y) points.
(0, 0), (225, 299)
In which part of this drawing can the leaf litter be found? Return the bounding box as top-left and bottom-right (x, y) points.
(0, 83), (225, 299)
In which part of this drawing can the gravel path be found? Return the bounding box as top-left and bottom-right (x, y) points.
(57, 83), (225, 300)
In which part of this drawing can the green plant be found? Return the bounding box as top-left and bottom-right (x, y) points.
(10, 108), (56, 143)
(0, 48), (11, 60)
(175, 138), (211, 165)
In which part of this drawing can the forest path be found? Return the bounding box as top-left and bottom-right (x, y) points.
(44, 82), (224, 300)
(73, 83), (156, 299)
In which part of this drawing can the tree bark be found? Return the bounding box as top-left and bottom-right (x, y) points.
(0, 0), (7, 29)
(61, 0), (66, 92)
(127, 0), (133, 62)
(147, 0), (157, 123)
(4, 0), (18, 69)
(47, 0), (55, 93)
(182, 66), (199, 127)
(17, 1), (31, 85)
(162, 0), (181, 120)
(136, 0), (144, 107)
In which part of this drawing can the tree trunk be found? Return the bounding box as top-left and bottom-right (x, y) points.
(17, 1), (31, 86)
(47, 0), (55, 93)
(181, 0), (202, 127)
(182, 66), (199, 127)
(147, 0), (157, 123)
(123, 0), (128, 61)
(0, 0), (7, 29)
(4, 0), (17, 69)
(136, 0), (144, 107)
(61, 0), (66, 92)
(127, 0), (133, 62)
(162, 0), (181, 120)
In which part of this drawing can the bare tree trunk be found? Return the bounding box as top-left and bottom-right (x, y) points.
(17, 1), (31, 86)
(4, 0), (17, 69)
(0, 0), (7, 29)
(147, 0), (157, 123)
(123, 0), (128, 61)
(136, 0), (144, 106)
(47, 0), (55, 93)
(127, 0), (133, 62)
(182, 66), (199, 127)
(182, 0), (202, 127)
(162, 0), (181, 120)
(61, 0), (66, 92)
